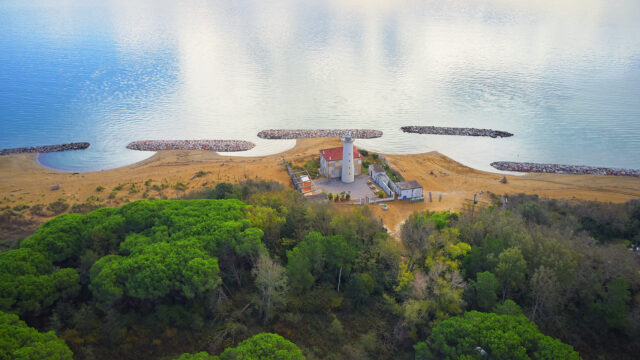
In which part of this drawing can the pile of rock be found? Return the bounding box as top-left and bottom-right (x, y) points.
(0, 142), (90, 156)
(401, 126), (513, 138)
(258, 129), (383, 139)
(126, 140), (255, 152)
(491, 161), (640, 177)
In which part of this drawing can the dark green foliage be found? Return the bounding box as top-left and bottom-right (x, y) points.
(0, 248), (80, 316)
(457, 199), (640, 358)
(90, 239), (221, 309)
(473, 271), (499, 311)
(414, 311), (581, 360)
(0, 310), (73, 360)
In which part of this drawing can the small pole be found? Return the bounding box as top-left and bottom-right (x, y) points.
(429, 191), (432, 202)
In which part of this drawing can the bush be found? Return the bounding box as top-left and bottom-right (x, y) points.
(173, 182), (188, 192)
(47, 199), (69, 215)
(359, 149), (369, 157)
(29, 204), (47, 217)
(192, 170), (210, 179)
(70, 203), (104, 214)
(95, 186), (105, 193)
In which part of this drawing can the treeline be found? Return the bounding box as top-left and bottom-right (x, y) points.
(0, 182), (638, 359)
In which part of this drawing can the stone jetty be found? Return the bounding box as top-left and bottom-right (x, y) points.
(258, 129), (383, 139)
(401, 126), (513, 138)
(0, 142), (90, 156)
(491, 161), (640, 177)
(126, 140), (255, 152)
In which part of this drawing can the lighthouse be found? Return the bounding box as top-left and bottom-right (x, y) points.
(341, 133), (355, 183)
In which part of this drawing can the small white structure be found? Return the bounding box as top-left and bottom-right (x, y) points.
(368, 164), (385, 178)
(391, 180), (423, 200)
(341, 133), (355, 183)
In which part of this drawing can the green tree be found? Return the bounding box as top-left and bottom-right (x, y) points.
(0, 248), (80, 316)
(495, 247), (527, 301)
(414, 311), (581, 360)
(174, 333), (305, 360)
(219, 333), (305, 360)
(0, 311), (73, 360)
(474, 271), (500, 312)
(286, 247), (314, 294)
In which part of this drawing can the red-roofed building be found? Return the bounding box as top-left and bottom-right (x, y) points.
(319, 146), (363, 178)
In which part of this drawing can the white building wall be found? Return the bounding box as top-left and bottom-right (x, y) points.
(341, 136), (355, 183)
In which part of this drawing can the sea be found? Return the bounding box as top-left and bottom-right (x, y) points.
(1, 0), (639, 172)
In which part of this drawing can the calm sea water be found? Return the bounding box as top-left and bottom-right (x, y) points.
(1, 0), (639, 172)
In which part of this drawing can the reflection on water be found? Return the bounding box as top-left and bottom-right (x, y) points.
(1, 0), (639, 171)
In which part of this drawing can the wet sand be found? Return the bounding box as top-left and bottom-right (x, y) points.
(1, 138), (639, 238)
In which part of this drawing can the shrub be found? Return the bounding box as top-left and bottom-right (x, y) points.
(192, 170), (210, 179)
(173, 182), (188, 192)
(112, 184), (125, 192)
(70, 203), (104, 214)
(29, 204), (47, 216)
(359, 149), (369, 157)
(46, 198), (69, 215)
(95, 186), (105, 193)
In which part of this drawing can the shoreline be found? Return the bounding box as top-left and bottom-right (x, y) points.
(2, 138), (639, 239)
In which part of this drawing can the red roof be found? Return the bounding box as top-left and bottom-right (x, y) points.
(320, 146), (362, 161)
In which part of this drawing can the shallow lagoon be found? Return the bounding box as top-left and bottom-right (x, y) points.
(1, 0), (639, 172)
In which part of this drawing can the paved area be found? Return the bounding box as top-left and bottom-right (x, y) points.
(314, 175), (378, 200)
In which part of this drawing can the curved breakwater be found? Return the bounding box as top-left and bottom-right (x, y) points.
(126, 140), (255, 152)
(491, 161), (640, 177)
(258, 129), (383, 139)
(401, 126), (513, 138)
(0, 142), (90, 156)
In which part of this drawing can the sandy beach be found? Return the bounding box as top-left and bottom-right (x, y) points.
(2, 138), (639, 242)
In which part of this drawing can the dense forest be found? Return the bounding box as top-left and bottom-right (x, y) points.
(1, 181), (638, 359)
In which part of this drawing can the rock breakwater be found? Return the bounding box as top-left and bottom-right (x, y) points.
(401, 126), (513, 138)
(491, 161), (640, 177)
(126, 140), (255, 152)
(0, 142), (90, 156)
(258, 129), (383, 139)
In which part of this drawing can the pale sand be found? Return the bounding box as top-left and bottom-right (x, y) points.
(1, 138), (639, 238)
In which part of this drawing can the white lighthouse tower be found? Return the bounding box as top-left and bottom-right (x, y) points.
(341, 133), (355, 183)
